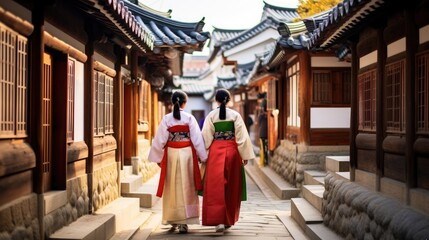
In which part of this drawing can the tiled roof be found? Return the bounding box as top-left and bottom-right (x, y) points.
(305, 0), (385, 48)
(124, 1), (210, 53)
(211, 27), (246, 46)
(217, 76), (238, 90)
(79, 0), (210, 54)
(261, 1), (301, 22)
(210, 2), (299, 52)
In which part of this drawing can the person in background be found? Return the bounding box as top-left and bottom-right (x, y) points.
(148, 90), (207, 234)
(201, 88), (255, 232)
(258, 92), (268, 166)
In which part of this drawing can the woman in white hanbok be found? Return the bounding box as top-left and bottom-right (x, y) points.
(148, 90), (207, 233)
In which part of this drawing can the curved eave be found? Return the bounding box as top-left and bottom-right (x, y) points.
(306, 0), (385, 49)
(85, 0), (154, 52)
(219, 17), (279, 51)
(125, 1), (204, 31)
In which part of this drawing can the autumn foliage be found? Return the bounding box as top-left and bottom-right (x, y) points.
(297, 0), (343, 19)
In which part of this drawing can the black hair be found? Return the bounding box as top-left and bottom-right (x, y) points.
(215, 89), (231, 120)
(172, 90), (187, 120)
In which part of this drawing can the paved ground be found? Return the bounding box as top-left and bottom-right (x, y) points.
(132, 160), (294, 239)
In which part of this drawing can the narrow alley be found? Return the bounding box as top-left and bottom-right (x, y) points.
(130, 159), (298, 240)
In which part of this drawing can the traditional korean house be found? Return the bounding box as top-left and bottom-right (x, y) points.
(288, 0), (429, 238)
(0, 0), (209, 239)
(247, 10), (351, 187)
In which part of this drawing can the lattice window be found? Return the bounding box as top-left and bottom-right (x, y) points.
(105, 75), (114, 134)
(0, 23), (27, 138)
(385, 60), (405, 133)
(358, 69), (377, 131)
(417, 51), (429, 134)
(67, 59), (75, 141)
(267, 79), (276, 110)
(42, 53), (52, 177)
(312, 69), (351, 105)
(94, 71), (114, 136)
(139, 80), (150, 123)
(287, 62), (300, 127)
(313, 71), (332, 104)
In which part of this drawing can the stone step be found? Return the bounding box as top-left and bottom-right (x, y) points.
(302, 185), (324, 212)
(96, 197), (140, 233)
(325, 156), (350, 172)
(109, 211), (152, 240)
(333, 171), (350, 181)
(121, 175), (143, 193)
(50, 197), (140, 240)
(254, 164), (300, 199)
(120, 165), (134, 180)
(49, 213), (115, 240)
(304, 170), (326, 186)
(122, 172), (160, 208)
(291, 198), (323, 231)
(306, 223), (344, 240)
(277, 211), (311, 240)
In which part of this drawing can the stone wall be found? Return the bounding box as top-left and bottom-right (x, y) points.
(323, 173), (429, 239)
(270, 140), (348, 188)
(0, 194), (39, 240)
(137, 137), (159, 182)
(44, 175), (89, 238)
(92, 162), (119, 211)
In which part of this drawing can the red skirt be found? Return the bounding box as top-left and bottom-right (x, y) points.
(202, 140), (244, 226)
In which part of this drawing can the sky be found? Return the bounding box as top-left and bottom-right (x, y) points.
(143, 0), (299, 54)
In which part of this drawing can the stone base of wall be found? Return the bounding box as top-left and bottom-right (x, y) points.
(0, 194), (39, 240)
(138, 138), (160, 182)
(44, 175), (90, 238)
(270, 140), (348, 188)
(324, 173), (429, 239)
(92, 162), (119, 211)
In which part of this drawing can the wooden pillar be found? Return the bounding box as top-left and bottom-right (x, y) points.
(29, 3), (45, 239)
(114, 46), (124, 168)
(84, 20), (95, 213)
(30, 0), (45, 195)
(130, 50), (139, 157)
(375, 26), (386, 191)
(279, 63), (287, 140)
(404, 6), (417, 203)
(349, 39), (358, 182)
(300, 51), (311, 144)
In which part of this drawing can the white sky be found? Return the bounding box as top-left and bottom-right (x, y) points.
(143, 0), (299, 54)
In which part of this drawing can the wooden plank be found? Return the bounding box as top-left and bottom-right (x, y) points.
(309, 128), (350, 146)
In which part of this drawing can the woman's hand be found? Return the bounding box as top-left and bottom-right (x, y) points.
(242, 160), (248, 166)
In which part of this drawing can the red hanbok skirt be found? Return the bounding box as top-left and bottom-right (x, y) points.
(202, 139), (246, 226)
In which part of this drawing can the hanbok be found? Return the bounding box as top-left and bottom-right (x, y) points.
(148, 110), (207, 225)
(201, 108), (255, 226)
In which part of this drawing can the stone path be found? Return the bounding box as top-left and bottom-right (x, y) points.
(132, 161), (294, 239)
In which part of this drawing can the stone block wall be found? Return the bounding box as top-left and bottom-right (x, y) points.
(270, 140), (348, 188)
(92, 162), (119, 211)
(44, 175), (89, 238)
(324, 173), (429, 239)
(137, 137), (159, 182)
(0, 194), (39, 240)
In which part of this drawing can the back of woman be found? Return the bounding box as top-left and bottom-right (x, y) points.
(201, 89), (255, 232)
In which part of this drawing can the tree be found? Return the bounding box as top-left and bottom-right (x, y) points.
(297, 0), (343, 19)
